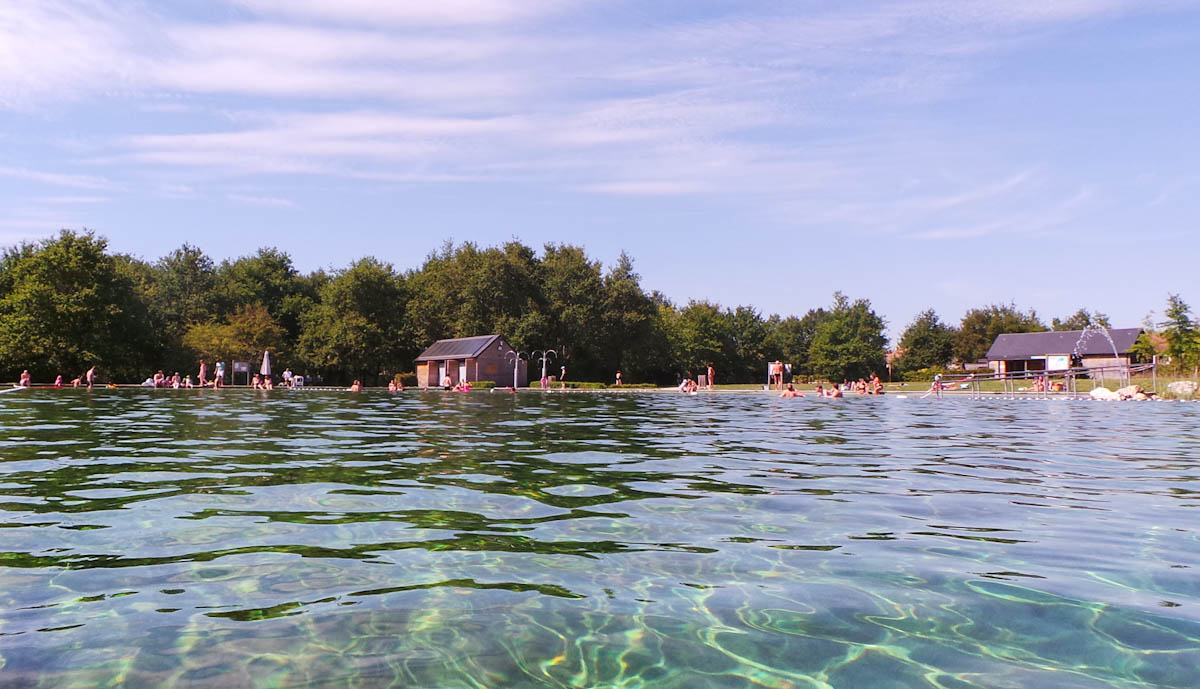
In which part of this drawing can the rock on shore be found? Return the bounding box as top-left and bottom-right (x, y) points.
(1090, 385), (1154, 401)
(1167, 381), (1198, 398)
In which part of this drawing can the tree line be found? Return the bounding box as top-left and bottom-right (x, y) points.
(1, 230), (1195, 385)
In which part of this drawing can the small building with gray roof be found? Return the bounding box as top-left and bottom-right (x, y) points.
(415, 335), (527, 388)
(985, 327), (1143, 376)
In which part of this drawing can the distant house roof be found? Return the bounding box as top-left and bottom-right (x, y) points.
(415, 335), (504, 362)
(985, 328), (1142, 361)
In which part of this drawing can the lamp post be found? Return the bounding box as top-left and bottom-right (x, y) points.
(504, 350), (528, 389)
(531, 349), (556, 387)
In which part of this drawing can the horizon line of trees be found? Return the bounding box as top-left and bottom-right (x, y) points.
(1, 230), (1196, 385)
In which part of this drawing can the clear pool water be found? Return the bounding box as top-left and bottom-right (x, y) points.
(1, 390), (1198, 688)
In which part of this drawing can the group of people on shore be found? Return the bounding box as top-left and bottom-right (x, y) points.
(16, 367), (99, 390)
(676, 364), (717, 393)
(781, 374), (884, 398)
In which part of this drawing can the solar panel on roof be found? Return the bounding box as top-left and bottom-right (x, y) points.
(415, 335), (503, 361)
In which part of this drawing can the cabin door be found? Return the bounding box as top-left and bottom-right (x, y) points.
(438, 362), (446, 384)
(459, 362), (468, 382)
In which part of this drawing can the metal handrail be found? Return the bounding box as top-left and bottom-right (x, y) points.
(926, 362), (1155, 400)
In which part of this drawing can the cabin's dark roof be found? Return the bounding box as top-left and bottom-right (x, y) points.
(985, 328), (1142, 361)
(415, 335), (504, 361)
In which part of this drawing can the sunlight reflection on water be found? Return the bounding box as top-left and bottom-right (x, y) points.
(1, 389), (1198, 688)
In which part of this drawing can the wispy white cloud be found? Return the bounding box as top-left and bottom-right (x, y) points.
(0, 207), (86, 235)
(228, 193), (297, 209)
(230, 0), (561, 26)
(38, 195), (109, 204)
(0, 166), (112, 189)
(0, 0), (1185, 218)
(909, 188), (1094, 240)
(910, 169), (1039, 212)
(0, 0), (150, 109)
(575, 180), (706, 196)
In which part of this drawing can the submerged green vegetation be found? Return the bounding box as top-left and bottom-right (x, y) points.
(1, 230), (1196, 385)
(2, 391), (1198, 687)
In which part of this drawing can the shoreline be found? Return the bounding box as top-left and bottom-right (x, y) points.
(6, 384), (1196, 401)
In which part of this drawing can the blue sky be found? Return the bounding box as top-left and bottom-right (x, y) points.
(2, 0), (1197, 339)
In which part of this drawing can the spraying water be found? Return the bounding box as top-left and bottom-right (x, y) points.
(1072, 324), (1127, 387)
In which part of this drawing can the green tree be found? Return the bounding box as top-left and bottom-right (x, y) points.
(726, 305), (769, 382)
(808, 292), (887, 382)
(404, 240), (546, 353)
(0, 230), (155, 381)
(600, 253), (665, 383)
(181, 304), (287, 367)
(541, 243), (606, 380)
(669, 300), (732, 380)
(153, 244), (218, 329)
(1051, 308), (1110, 331)
(1159, 294), (1200, 374)
(298, 258), (410, 383)
(214, 248), (314, 344)
(894, 308), (956, 372)
(954, 303), (1045, 364)
(765, 308), (830, 377)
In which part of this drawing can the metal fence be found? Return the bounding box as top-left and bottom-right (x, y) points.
(928, 363), (1156, 400)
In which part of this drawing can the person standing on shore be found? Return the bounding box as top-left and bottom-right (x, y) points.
(560, 365), (567, 389)
(198, 359), (208, 386)
(615, 370), (622, 386)
(85, 366), (96, 390)
(707, 364), (715, 390)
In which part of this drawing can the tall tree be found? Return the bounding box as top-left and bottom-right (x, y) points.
(298, 258), (409, 383)
(0, 230), (156, 381)
(765, 308), (829, 377)
(153, 244), (218, 329)
(1051, 308), (1110, 331)
(895, 308), (956, 372)
(808, 292), (887, 382)
(1159, 294), (1200, 374)
(726, 305), (769, 382)
(181, 304), (287, 369)
(214, 248), (313, 343)
(669, 300), (732, 380)
(600, 253), (664, 383)
(954, 303), (1045, 364)
(541, 243), (606, 379)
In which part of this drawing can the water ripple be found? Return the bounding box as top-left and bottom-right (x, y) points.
(0, 390), (1198, 687)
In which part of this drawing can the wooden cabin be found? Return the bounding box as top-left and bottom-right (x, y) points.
(985, 328), (1143, 376)
(415, 335), (527, 388)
